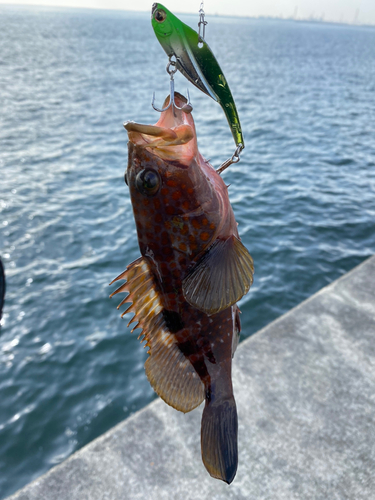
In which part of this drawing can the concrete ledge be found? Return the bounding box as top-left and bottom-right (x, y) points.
(8, 256), (375, 499)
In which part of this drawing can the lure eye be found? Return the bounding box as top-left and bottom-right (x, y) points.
(155, 9), (166, 23)
(136, 169), (160, 196)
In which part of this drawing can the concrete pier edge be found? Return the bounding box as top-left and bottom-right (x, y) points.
(7, 255), (375, 500)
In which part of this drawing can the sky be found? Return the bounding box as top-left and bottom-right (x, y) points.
(1, 0), (375, 25)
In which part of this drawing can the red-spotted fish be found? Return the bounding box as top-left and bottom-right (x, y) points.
(110, 93), (254, 484)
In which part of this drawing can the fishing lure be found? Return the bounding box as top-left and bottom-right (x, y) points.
(151, 2), (244, 164)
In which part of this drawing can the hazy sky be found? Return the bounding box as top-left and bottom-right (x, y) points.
(1, 0), (375, 25)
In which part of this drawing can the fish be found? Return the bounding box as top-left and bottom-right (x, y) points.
(110, 93), (254, 484)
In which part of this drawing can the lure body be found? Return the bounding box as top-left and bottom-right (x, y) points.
(151, 3), (244, 150)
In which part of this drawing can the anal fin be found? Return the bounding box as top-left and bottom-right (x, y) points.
(144, 316), (204, 413)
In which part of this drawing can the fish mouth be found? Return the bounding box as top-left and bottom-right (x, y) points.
(124, 93), (198, 164)
(124, 122), (179, 142)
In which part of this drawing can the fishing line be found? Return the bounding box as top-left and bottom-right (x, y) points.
(198, 1), (208, 44)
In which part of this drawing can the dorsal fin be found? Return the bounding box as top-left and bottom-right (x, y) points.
(182, 235), (254, 315)
(110, 257), (204, 413)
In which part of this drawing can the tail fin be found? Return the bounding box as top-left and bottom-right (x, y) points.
(201, 396), (238, 484)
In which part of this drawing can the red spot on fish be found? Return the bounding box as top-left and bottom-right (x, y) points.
(167, 179), (177, 187)
(200, 232), (210, 241)
(179, 242), (187, 252)
(163, 246), (173, 256)
(178, 255), (186, 266)
(172, 269), (180, 280)
(154, 199), (161, 210)
(161, 262), (169, 275)
(189, 354), (199, 363)
(192, 220), (200, 229)
(182, 201), (190, 210)
(155, 213), (162, 223)
(202, 218), (208, 226)
(161, 232), (169, 245)
(161, 188), (168, 196)
(172, 191), (181, 201)
(166, 206), (175, 215)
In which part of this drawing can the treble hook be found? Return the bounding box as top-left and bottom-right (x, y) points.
(152, 57), (192, 113)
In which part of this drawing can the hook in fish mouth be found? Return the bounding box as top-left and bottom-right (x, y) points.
(151, 3), (158, 15)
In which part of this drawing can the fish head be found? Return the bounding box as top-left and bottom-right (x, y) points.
(125, 93), (197, 166)
(124, 93), (236, 266)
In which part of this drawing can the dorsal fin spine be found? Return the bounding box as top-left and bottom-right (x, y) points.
(109, 282), (128, 297)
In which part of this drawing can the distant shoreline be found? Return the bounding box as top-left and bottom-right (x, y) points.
(1, 3), (374, 29)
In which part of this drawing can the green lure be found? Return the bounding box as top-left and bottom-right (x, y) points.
(151, 3), (244, 151)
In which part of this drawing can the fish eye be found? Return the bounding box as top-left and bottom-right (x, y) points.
(136, 169), (160, 196)
(155, 9), (166, 23)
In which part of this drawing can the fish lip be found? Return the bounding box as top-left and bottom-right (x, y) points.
(124, 121), (177, 141)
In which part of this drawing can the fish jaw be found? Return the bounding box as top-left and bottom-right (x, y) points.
(124, 93), (198, 165)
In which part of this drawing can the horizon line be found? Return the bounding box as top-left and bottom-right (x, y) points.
(1, 2), (374, 28)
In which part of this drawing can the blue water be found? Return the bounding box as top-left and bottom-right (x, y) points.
(1, 5), (375, 497)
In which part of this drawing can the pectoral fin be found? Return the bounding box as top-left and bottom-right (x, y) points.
(182, 235), (254, 315)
